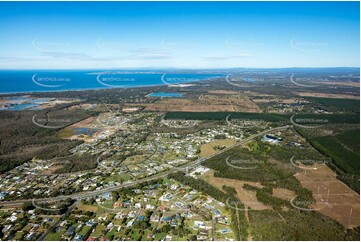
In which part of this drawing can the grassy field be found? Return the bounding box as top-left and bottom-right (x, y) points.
(79, 225), (93, 237)
(90, 224), (105, 238)
(200, 139), (236, 157)
(77, 204), (99, 212)
(44, 228), (66, 241)
(122, 155), (146, 165)
(105, 173), (132, 183)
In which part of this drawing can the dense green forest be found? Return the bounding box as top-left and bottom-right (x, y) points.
(295, 127), (360, 192)
(164, 112), (359, 124)
(248, 209), (359, 241)
(0, 104), (94, 173)
(305, 97), (360, 113)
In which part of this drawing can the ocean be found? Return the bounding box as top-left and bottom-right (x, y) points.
(0, 70), (224, 94)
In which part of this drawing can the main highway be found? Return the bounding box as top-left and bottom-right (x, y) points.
(0, 125), (289, 207)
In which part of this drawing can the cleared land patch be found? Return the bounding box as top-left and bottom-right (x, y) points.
(294, 92), (359, 100)
(136, 94), (262, 113)
(77, 204), (99, 212)
(122, 155), (146, 165)
(208, 90), (241, 95)
(200, 170), (271, 210)
(200, 139), (237, 157)
(272, 188), (295, 201)
(295, 165), (360, 228)
(59, 115), (117, 142)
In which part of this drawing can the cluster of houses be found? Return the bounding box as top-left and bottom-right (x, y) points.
(1, 174), (236, 241)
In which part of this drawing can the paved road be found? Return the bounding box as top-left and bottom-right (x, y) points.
(0, 125), (289, 207)
(38, 200), (80, 241)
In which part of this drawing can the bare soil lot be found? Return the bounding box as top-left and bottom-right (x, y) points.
(295, 165), (360, 228)
(42, 165), (62, 175)
(272, 188), (295, 201)
(294, 92), (359, 100)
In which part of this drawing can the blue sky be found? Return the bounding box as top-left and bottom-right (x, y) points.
(0, 1), (359, 69)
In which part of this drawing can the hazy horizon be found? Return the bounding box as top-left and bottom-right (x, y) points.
(0, 67), (360, 71)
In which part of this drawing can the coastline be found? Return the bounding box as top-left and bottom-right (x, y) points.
(0, 73), (223, 96)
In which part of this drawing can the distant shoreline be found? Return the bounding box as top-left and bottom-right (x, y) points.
(0, 71), (224, 96)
